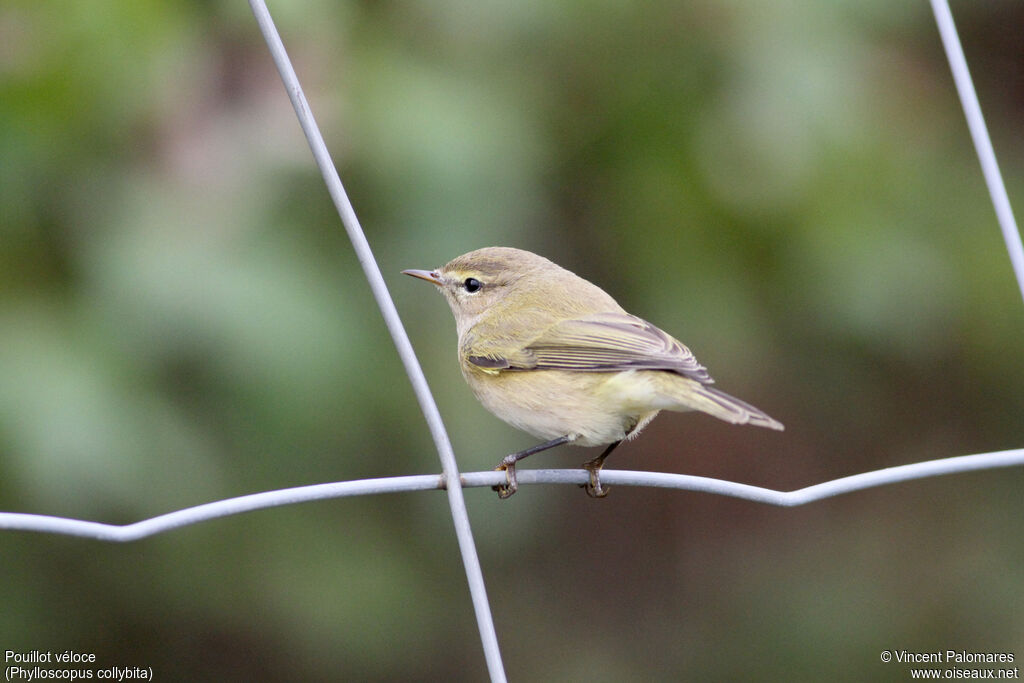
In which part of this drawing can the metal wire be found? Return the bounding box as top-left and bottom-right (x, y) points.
(2, 448), (1022, 541)
(247, 2), (506, 680)
(930, 0), (1024, 302)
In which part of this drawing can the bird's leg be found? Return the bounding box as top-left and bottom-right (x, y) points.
(581, 440), (623, 498)
(493, 435), (572, 499)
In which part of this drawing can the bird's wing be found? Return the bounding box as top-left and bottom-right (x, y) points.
(465, 311), (713, 384)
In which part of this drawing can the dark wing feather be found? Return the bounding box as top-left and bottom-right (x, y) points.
(467, 312), (713, 384)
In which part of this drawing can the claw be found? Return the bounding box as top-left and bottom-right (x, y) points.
(584, 468), (609, 498)
(581, 458), (610, 498)
(492, 462), (518, 499)
(489, 435), (572, 499)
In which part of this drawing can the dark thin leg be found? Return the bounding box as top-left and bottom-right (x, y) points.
(581, 440), (622, 498)
(493, 435), (572, 499)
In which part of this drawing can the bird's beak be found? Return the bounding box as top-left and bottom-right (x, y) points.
(402, 269), (443, 286)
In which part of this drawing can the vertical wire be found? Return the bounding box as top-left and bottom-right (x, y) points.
(246, 3), (506, 680)
(929, 0), (1024, 303)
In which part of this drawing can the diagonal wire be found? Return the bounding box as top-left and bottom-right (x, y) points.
(930, 0), (1024, 302)
(2, 448), (1022, 541)
(246, 2), (506, 680)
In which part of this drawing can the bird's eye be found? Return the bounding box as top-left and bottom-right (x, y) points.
(463, 278), (482, 293)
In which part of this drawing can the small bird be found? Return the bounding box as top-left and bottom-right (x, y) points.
(404, 247), (783, 498)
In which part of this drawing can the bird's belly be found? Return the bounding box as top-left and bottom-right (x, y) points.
(464, 369), (659, 447)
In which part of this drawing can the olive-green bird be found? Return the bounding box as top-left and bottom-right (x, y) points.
(404, 247), (783, 498)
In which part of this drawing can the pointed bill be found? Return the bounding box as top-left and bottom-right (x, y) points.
(402, 269), (443, 286)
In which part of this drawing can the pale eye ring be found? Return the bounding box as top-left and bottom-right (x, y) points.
(463, 278), (482, 293)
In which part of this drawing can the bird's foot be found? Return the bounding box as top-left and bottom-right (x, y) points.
(492, 461), (518, 499)
(581, 457), (610, 498)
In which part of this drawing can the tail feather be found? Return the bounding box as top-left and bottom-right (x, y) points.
(676, 383), (784, 431)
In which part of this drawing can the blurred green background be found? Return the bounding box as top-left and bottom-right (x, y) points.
(1, 1), (1022, 680)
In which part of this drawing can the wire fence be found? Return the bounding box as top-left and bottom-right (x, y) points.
(3, 447), (1024, 543)
(0, 2), (1021, 681)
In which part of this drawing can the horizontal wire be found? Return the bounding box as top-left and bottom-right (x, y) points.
(2, 448), (1021, 542)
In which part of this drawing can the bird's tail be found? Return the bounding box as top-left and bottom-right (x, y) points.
(666, 381), (784, 431)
